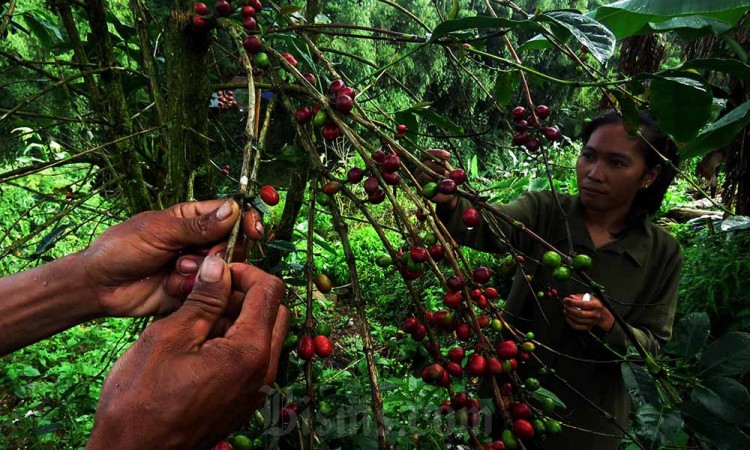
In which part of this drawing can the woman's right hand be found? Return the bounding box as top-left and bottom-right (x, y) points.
(416, 149), (459, 208)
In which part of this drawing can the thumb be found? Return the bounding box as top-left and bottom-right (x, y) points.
(155, 199), (240, 250)
(168, 254), (232, 343)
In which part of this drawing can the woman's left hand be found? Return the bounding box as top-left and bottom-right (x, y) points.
(563, 294), (615, 332)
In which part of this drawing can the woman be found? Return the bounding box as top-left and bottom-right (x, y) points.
(425, 110), (682, 449)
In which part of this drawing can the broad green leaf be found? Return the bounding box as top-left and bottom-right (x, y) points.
(393, 110), (419, 136)
(22, 365), (41, 377)
(518, 34), (554, 52)
(592, 0), (750, 39)
(698, 331), (750, 377)
(22, 14), (52, 47)
(622, 362), (660, 405)
(682, 100), (750, 159)
(664, 312), (710, 359)
(680, 400), (750, 450)
(106, 11), (136, 41)
(412, 107), (464, 135)
(679, 58), (750, 80)
(647, 16), (732, 40)
(494, 71), (519, 107)
(429, 16), (538, 43)
(649, 75), (713, 144)
(634, 404), (684, 450)
(536, 10), (616, 63)
(694, 377), (750, 428)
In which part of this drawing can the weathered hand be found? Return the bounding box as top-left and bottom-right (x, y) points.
(81, 199), (264, 317)
(86, 257), (288, 450)
(563, 294), (615, 332)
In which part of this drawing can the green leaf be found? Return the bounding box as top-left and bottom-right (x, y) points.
(679, 58), (750, 80)
(622, 362), (660, 405)
(518, 34), (554, 52)
(447, 0), (459, 20)
(468, 154), (479, 178)
(106, 11), (136, 41)
(22, 365), (41, 377)
(494, 71), (519, 107)
(698, 331), (750, 377)
(394, 110), (419, 136)
(694, 377), (750, 428)
(429, 16), (539, 43)
(664, 312), (710, 359)
(22, 13), (52, 47)
(682, 100), (750, 159)
(31, 224), (68, 258)
(680, 400), (750, 450)
(648, 75), (713, 144)
(647, 16), (732, 40)
(592, 0), (750, 39)
(530, 386), (566, 409)
(634, 404), (684, 450)
(266, 240), (298, 253)
(536, 10), (616, 63)
(411, 107), (464, 135)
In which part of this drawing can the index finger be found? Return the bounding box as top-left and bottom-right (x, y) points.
(224, 264), (285, 343)
(564, 298), (598, 310)
(422, 149), (451, 161)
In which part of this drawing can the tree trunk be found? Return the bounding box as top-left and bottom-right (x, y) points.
(162, 2), (212, 206)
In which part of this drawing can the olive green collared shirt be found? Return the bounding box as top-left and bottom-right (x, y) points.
(439, 190), (682, 450)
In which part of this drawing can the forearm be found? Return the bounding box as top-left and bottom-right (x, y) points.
(0, 252), (104, 355)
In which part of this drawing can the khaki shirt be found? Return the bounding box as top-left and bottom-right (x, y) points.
(439, 191), (682, 449)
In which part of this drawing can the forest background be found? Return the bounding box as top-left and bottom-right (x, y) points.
(1, 0), (750, 449)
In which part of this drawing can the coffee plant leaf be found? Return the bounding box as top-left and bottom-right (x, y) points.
(680, 400), (750, 450)
(664, 312), (710, 360)
(536, 10), (616, 63)
(592, 0), (749, 39)
(694, 377), (750, 429)
(682, 100), (750, 159)
(698, 331), (750, 377)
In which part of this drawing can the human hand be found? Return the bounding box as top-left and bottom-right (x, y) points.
(86, 256), (289, 450)
(563, 294), (615, 332)
(81, 199), (264, 317)
(415, 149), (458, 207)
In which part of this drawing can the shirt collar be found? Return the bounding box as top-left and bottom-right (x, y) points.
(552, 195), (651, 267)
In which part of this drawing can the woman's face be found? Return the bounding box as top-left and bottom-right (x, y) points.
(576, 123), (660, 217)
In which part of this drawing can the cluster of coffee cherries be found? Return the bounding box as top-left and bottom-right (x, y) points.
(295, 79), (357, 141)
(193, 0), (264, 32)
(215, 90), (238, 112)
(438, 390), (482, 429)
(510, 105), (560, 152)
(321, 144), (399, 205)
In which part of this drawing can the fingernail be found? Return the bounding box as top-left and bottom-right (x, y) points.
(199, 254), (225, 282)
(215, 201), (233, 221)
(178, 258), (198, 273)
(255, 221), (264, 235)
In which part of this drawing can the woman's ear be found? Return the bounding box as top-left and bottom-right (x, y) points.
(643, 164), (662, 188)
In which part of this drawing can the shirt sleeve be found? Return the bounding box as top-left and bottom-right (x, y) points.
(436, 192), (548, 254)
(604, 248), (682, 354)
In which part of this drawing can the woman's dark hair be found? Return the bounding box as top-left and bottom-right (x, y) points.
(582, 109), (680, 221)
